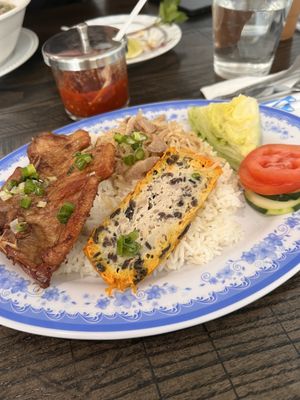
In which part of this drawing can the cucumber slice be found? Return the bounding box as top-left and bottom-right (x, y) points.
(244, 190), (300, 215)
(260, 191), (300, 202)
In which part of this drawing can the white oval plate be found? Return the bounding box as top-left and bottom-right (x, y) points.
(86, 14), (182, 65)
(0, 28), (39, 78)
(0, 100), (299, 340)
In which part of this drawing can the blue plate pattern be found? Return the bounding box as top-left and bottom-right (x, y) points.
(0, 100), (299, 339)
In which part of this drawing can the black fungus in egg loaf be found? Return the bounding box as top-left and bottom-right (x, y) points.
(84, 147), (222, 293)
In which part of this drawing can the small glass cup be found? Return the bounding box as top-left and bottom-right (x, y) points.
(212, 0), (292, 79)
(42, 24), (129, 120)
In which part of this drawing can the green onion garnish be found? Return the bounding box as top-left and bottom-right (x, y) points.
(115, 131), (148, 166)
(24, 179), (45, 196)
(74, 153), (93, 171)
(34, 183), (45, 196)
(134, 148), (145, 161)
(131, 142), (140, 150)
(24, 179), (36, 194)
(124, 136), (135, 145)
(117, 230), (141, 257)
(57, 202), (75, 224)
(191, 172), (201, 181)
(123, 154), (136, 166)
(16, 222), (27, 233)
(132, 131), (147, 142)
(5, 180), (18, 191)
(114, 133), (125, 144)
(21, 164), (38, 180)
(20, 196), (32, 209)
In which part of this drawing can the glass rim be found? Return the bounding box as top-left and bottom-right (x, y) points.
(42, 27), (127, 72)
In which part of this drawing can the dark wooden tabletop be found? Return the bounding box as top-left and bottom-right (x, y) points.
(1, 1), (300, 399)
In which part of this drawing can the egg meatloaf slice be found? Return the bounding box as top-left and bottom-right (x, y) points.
(0, 130), (115, 287)
(84, 147), (222, 292)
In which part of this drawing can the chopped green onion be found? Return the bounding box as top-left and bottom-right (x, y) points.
(24, 179), (36, 194)
(22, 164), (38, 180)
(117, 230), (141, 257)
(131, 142), (140, 150)
(134, 148), (145, 161)
(3, 187), (11, 195)
(128, 230), (139, 241)
(5, 180), (18, 191)
(74, 153), (93, 171)
(114, 133), (125, 144)
(34, 182), (45, 196)
(20, 196), (32, 209)
(10, 181), (25, 195)
(132, 131), (147, 142)
(16, 222), (27, 233)
(124, 136), (135, 145)
(57, 202), (75, 224)
(123, 154), (136, 166)
(24, 179), (45, 196)
(191, 172), (201, 181)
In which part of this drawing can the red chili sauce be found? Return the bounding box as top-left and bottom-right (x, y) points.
(55, 63), (129, 118)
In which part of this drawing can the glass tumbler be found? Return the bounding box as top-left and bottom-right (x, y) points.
(213, 0), (292, 79)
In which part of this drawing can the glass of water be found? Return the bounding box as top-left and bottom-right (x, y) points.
(213, 0), (292, 79)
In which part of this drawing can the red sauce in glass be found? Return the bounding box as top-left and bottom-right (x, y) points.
(56, 65), (129, 118)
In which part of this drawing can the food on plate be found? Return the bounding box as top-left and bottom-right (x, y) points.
(53, 63), (128, 118)
(126, 38), (143, 59)
(238, 144), (300, 215)
(58, 113), (243, 287)
(0, 112), (243, 291)
(244, 190), (300, 215)
(188, 95), (261, 170)
(0, 130), (115, 287)
(0, 1), (14, 15)
(238, 144), (300, 195)
(84, 147), (222, 292)
(126, 26), (166, 60)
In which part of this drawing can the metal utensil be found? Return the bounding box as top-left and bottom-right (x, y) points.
(218, 55), (300, 99)
(257, 78), (300, 98)
(258, 79), (300, 102)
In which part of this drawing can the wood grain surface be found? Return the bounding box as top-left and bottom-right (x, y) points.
(0, 1), (300, 399)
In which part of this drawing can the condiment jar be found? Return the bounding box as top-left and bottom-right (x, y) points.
(42, 23), (129, 120)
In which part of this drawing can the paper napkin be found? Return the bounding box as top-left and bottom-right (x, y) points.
(200, 71), (299, 101)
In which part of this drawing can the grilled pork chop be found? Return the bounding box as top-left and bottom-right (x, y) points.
(0, 130), (115, 287)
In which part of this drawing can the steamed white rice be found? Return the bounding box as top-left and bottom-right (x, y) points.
(55, 118), (244, 278)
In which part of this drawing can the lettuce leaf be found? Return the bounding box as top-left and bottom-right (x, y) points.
(188, 95), (261, 170)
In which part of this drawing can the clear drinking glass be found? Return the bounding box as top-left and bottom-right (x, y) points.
(212, 0), (292, 79)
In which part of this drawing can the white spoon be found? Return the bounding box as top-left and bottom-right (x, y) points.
(114, 0), (148, 42)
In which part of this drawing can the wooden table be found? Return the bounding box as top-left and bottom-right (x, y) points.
(1, 1), (300, 399)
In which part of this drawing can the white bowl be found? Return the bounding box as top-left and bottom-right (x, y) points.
(0, 0), (31, 65)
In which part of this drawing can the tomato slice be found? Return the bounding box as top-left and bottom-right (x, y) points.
(239, 163), (300, 195)
(238, 144), (300, 195)
(240, 144), (300, 185)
